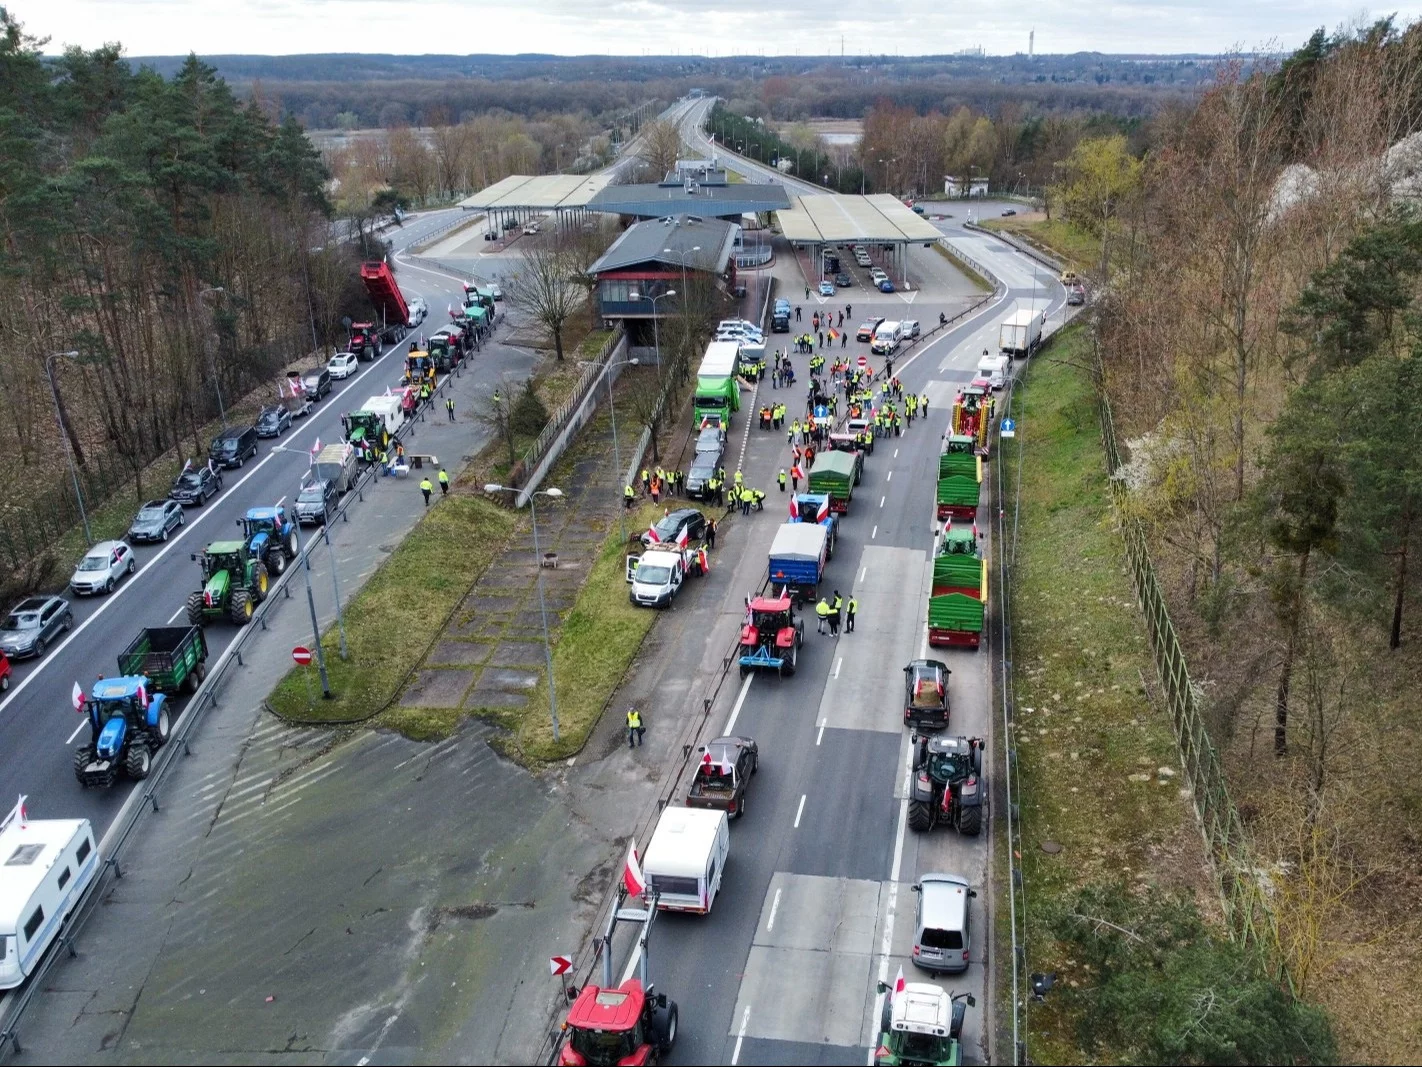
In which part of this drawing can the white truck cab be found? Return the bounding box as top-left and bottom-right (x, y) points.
(627, 548), (693, 608)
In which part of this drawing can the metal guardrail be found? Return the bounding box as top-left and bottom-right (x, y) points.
(0, 349), (465, 1060)
(735, 247), (773, 268)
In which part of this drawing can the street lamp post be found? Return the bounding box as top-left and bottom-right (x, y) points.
(631, 288), (676, 382)
(271, 445), (349, 668)
(662, 246), (699, 298)
(485, 484), (564, 742)
(199, 286), (228, 429)
(578, 357), (641, 544)
(46, 350), (92, 546)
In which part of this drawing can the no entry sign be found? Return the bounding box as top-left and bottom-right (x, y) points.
(292, 646), (313, 666)
(857, 355), (868, 368)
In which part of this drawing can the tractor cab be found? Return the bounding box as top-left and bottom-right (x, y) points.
(874, 982), (975, 1066)
(790, 493), (832, 526)
(560, 980), (671, 1066)
(942, 434), (975, 457)
(427, 334), (453, 371)
(938, 523), (981, 558)
(403, 351), (434, 386)
(188, 540), (267, 626)
(343, 410), (390, 452)
(348, 322), (379, 360)
(738, 596), (804, 678)
(903, 659), (951, 730)
(75, 674), (169, 788)
(197, 541), (249, 584)
(916, 735), (981, 783)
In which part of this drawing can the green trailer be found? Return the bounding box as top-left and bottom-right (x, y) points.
(936, 436), (982, 521)
(117, 625), (209, 694)
(928, 525), (986, 649)
(807, 449), (863, 513)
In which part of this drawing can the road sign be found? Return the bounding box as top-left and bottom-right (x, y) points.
(1000, 418), (1016, 439)
(549, 954), (573, 976)
(291, 646), (313, 666)
(813, 404), (829, 419)
(857, 355), (868, 369)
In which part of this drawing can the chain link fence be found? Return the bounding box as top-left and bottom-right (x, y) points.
(1096, 385), (1293, 991)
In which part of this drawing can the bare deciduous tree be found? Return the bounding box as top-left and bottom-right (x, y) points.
(503, 238), (584, 361)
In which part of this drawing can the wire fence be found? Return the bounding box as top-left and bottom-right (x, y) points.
(517, 329), (622, 485)
(1096, 387), (1293, 990)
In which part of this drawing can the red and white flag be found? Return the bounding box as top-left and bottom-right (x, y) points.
(893, 965), (906, 999)
(71, 681), (85, 712)
(136, 681), (148, 708)
(788, 494), (799, 520)
(623, 841), (647, 897)
(17, 795), (26, 829)
(310, 437), (321, 455)
(645, 524), (661, 545)
(720, 749), (735, 777)
(674, 525), (690, 549)
(812, 496), (830, 523)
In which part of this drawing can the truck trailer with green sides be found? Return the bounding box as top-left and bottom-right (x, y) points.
(806, 449), (863, 513)
(928, 523), (986, 649)
(935, 436), (982, 521)
(693, 341), (742, 428)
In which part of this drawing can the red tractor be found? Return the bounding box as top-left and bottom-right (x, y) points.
(738, 595), (805, 677)
(558, 888), (678, 1065)
(348, 322), (381, 362)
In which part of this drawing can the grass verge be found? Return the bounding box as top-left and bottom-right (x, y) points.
(1002, 325), (1219, 1063)
(980, 216), (1099, 273)
(267, 494), (516, 723)
(503, 500), (664, 763)
(933, 242), (992, 292)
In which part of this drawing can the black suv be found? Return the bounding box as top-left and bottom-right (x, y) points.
(169, 462), (224, 506)
(685, 456), (719, 501)
(301, 367), (332, 400)
(641, 508), (708, 548)
(208, 425), (259, 469)
(294, 478), (338, 526)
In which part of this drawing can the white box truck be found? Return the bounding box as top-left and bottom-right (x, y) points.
(641, 806), (730, 915)
(998, 309), (1043, 359)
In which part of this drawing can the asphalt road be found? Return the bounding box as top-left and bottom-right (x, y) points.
(591, 101), (1066, 1065)
(0, 206), (489, 836)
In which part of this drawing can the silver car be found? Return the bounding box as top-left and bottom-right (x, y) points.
(0, 595), (72, 659)
(70, 540), (137, 596)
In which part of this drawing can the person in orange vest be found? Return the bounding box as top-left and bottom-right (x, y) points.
(791, 464), (803, 491)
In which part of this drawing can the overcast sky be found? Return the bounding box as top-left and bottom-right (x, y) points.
(20, 1), (1422, 58)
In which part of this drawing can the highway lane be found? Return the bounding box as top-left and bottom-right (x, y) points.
(0, 206), (489, 834)
(604, 241), (1065, 1063)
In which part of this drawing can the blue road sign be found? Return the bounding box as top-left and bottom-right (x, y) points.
(1001, 417), (1016, 438)
(814, 405), (829, 419)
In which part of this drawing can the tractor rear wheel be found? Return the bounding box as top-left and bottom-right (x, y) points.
(229, 589), (254, 625)
(781, 642), (797, 677)
(73, 745), (95, 786)
(125, 739), (152, 780)
(252, 562), (270, 602)
(908, 799), (932, 832)
(186, 592), (205, 626)
(151, 706), (171, 747)
(958, 804), (982, 836)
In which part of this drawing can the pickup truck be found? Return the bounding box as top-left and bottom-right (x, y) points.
(685, 736), (758, 819)
(117, 625), (208, 695)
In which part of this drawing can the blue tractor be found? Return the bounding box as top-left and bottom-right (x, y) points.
(238, 504), (300, 577)
(73, 675), (172, 788)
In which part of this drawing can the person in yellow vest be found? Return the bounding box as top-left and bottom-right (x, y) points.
(626, 707), (644, 748)
(815, 597), (832, 635)
(419, 477), (433, 507)
(846, 595), (858, 633)
(438, 467), (450, 496)
(778, 469), (787, 492)
(624, 484), (636, 509)
(734, 468), (744, 489)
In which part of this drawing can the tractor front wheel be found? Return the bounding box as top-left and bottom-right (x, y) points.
(125, 739), (152, 780)
(285, 530), (299, 559)
(73, 745), (95, 786)
(151, 706), (171, 747)
(186, 592), (205, 626)
(908, 799), (932, 832)
(267, 550), (287, 577)
(229, 589), (254, 626)
(958, 804), (982, 836)
(252, 562), (270, 602)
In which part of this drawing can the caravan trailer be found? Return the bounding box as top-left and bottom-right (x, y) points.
(0, 797), (98, 989)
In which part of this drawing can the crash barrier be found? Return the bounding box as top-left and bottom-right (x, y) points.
(0, 343), (462, 1060)
(532, 584), (767, 1067)
(735, 246), (773, 269)
(962, 219), (1063, 274)
(1097, 387), (1293, 992)
(516, 330), (626, 507)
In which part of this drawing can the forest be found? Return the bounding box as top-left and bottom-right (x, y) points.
(0, 11), (371, 589)
(1050, 19), (1422, 1061)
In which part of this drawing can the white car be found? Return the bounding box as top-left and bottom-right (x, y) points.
(870, 267), (888, 282)
(70, 540), (136, 596)
(490, 284), (503, 301)
(406, 297), (427, 328)
(327, 352), (359, 379)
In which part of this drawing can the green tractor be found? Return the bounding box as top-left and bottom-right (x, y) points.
(342, 410), (391, 453)
(874, 983), (975, 1066)
(186, 541), (269, 626)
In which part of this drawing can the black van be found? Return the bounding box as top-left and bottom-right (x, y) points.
(208, 425), (259, 469)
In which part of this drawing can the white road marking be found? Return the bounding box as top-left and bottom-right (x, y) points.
(167, 606), (186, 623)
(871, 743), (915, 1060)
(767, 886), (783, 931)
(880, 496), (886, 508)
(860, 566), (867, 584)
(894, 448), (899, 458)
(886, 471), (892, 482)
(731, 1005), (751, 1065)
(723, 673), (753, 735)
(872, 525), (878, 539)
(833, 657), (842, 679)
(817, 718), (826, 745)
(794, 794), (806, 828)
(65, 719), (86, 745)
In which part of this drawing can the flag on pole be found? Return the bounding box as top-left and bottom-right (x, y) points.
(71, 681), (85, 712)
(828, 328), (840, 341)
(136, 681), (148, 708)
(788, 494), (798, 520)
(674, 524), (690, 549)
(17, 795), (26, 829)
(311, 437), (321, 455)
(893, 965), (906, 998)
(812, 496), (830, 523)
(644, 524), (660, 545)
(623, 841), (647, 896)
(720, 747), (735, 777)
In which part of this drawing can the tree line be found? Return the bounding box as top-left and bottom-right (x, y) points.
(1064, 19), (1422, 1055)
(0, 12), (370, 587)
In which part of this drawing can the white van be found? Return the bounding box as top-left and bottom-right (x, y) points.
(641, 806), (730, 915)
(872, 321), (903, 355)
(0, 798), (98, 989)
(976, 354), (1010, 390)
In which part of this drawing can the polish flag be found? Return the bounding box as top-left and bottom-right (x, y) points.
(623, 841), (647, 897)
(893, 965), (906, 998)
(645, 524), (660, 544)
(812, 496), (830, 523)
(720, 749), (736, 777)
(136, 681), (148, 708)
(310, 437), (322, 456)
(674, 525), (690, 550)
(788, 494), (799, 520)
(17, 795), (26, 829)
(72, 681), (85, 712)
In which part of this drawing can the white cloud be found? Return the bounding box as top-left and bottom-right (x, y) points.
(19, 0), (1422, 57)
